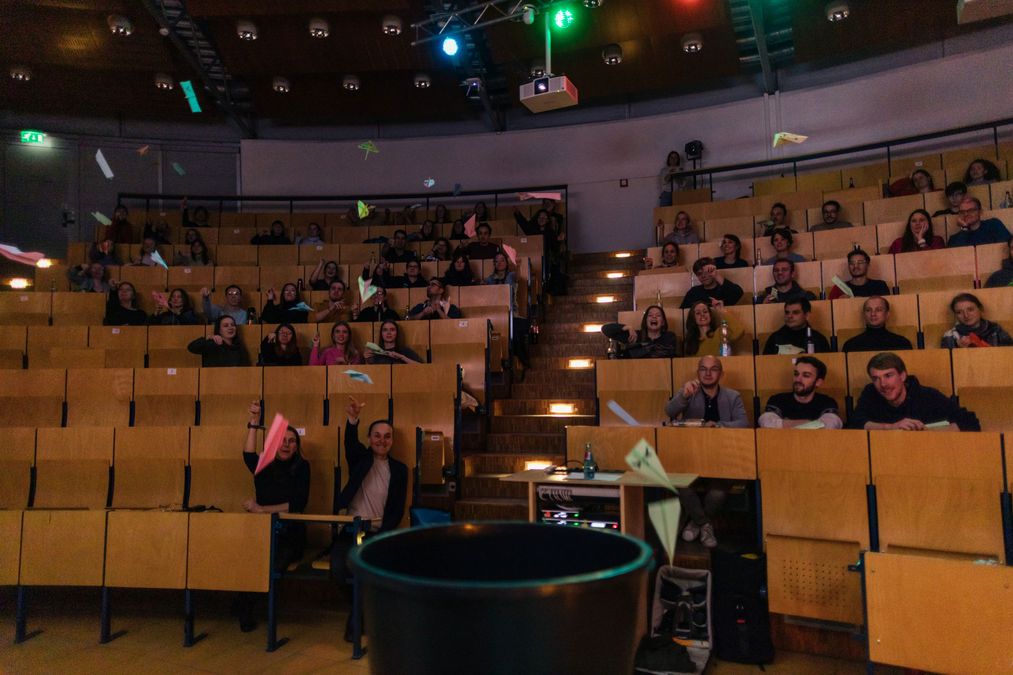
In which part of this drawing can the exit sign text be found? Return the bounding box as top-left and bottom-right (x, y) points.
(20, 130), (46, 145)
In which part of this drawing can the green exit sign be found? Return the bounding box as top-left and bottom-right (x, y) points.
(20, 130), (46, 145)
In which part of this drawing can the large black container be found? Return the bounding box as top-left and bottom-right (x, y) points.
(348, 521), (654, 675)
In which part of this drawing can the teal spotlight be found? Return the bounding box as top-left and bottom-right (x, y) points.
(442, 36), (459, 56)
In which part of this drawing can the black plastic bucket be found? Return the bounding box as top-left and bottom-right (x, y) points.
(348, 521), (653, 675)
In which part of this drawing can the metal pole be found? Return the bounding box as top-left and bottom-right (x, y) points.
(545, 12), (552, 76)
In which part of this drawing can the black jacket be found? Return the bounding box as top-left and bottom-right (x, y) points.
(849, 376), (980, 431)
(187, 338), (249, 367)
(842, 327), (913, 353)
(763, 324), (831, 355)
(338, 420), (408, 533)
(680, 280), (744, 309)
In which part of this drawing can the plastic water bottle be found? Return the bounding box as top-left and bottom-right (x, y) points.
(719, 319), (733, 357)
(806, 326), (815, 354)
(583, 442), (597, 480)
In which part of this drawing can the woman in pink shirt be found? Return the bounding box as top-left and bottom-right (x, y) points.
(309, 321), (365, 365)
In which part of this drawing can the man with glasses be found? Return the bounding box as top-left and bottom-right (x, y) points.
(810, 200), (853, 232)
(827, 248), (891, 300)
(756, 259), (816, 304)
(947, 197), (1011, 248)
(664, 355), (748, 548)
(201, 284), (249, 325)
(408, 277), (462, 320)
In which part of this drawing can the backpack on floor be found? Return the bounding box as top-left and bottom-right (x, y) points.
(710, 549), (775, 665)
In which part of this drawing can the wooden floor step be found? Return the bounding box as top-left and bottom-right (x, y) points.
(509, 381), (596, 399)
(485, 432), (568, 453)
(453, 497), (529, 522)
(493, 397), (596, 416)
(488, 415), (581, 434)
(461, 473), (529, 499)
(463, 452), (564, 475)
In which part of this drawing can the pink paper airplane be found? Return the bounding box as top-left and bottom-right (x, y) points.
(255, 413), (291, 475)
(463, 214), (477, 238)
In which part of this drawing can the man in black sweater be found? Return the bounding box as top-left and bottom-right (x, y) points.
(842, 296), (913, 352)
(756, 259), (816, 305)
(762, 298), (831, 355)
(680, 257), (744, 309)
(849, 352), (980, 431)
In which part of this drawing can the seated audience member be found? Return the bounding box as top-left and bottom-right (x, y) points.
(104, 281), (148, 326)
(361, 258), (395, 290)
(758, 202), (793, 238)
(683, 300), (743, 357)
(296, 222), (325, 246)
(310, 321), (365, 366)
(513, 208), (554, 238)
(658, 150), (689, 206)
(762, 228), (807, 264)
(331, 395), (409, 633)
(448, 218), (468, 240)
(910, 168), (936, 194)
(133, 236), (162, 266)
(143, 219), (171, 245)
(645, 242), (681, 270)
(485, 252), (531, 373)
(680, 258), (744, 308)
(410, 219), (437, 242)
(472, 201), (490, 222)
(947, 197), (1011, 248)
(714, 234), (749, 269)
(408, 277), (462, 320)
(309, 259), (342, 291)
(964, 158), (1001, 186)
(842, 296), (913, 353)
(933, 182), (967, 218)
(464, 223), (500, 260)
(251, 220), (292, 245)
(382, 229), (418, 264)
(941, 292), (1013, 348)
(366, 320), (422, 364)
(394, 260), (428, 289)
(985, 238), (1013, 288)
(758, 356), (843, 429)
(174, 239), (213, 267)
(354, 285), (400, 323)
(262, 283), (310, 324)
(601, 305), (680, 359)
(763, 298), (831, 355)
(810, 200), (853, 232)
(662, 211), (700, 246)
(181, 198), (210, 228)
(665, 355), (749, 549)
(757, 259), (816, 304)
(236, 400), (310, 632)
(313, 280), (350, 323)
(444, 253), (479, 287)
(432, 204), (450, 224)
(887, 209), (945, 253)
(259, 323), (303, 366)
(103, 204), (135, 244)
(68, 262), (111, 293)
(187, 315), (248, 366)
(202, 285), (248, 326)
(88, 238), (120, 266)
(182, 228), (205, 247)
(150, 288), (199, 325)
(849, 352), (980, 431)
(827, 248), (892, 299)
(425, 237), (452, 262)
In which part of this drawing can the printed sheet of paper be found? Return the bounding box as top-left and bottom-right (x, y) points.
(255, 413), (290, 475)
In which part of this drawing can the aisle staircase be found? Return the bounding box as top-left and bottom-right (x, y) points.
(454, 251), (644, 520)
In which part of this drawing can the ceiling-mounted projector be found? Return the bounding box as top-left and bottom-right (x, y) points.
(519, 75), (578, 113)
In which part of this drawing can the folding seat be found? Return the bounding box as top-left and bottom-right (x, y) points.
(839, 163), (888, 190)
(330, 224), (365, 244)
(0, 325), (26, 368)
(214, 265), (260, 291)
(119, 264), (168, 293)
(864, 194), (925, 228)
(147, 324), (204, 367)
(263, 365), (327, 427)
(396, 318), (431, 363)
(133, 367), (199, 427)
(89, 325), (147, 368)
(219, 213), (257, 229)
(215, 244), (259, 266)
(35, 264), (70, 292)
(596, 359), (672, 427)
(894, 248), (975, 294)
(328, 365), (392, 434)
(65, 367), (132, 427)
(0, 427), (36, 509)
(26, 325), (94, 369)
(812, 225), (878, 261)
(656, 426), (756, 479)
(430, 318), (486, 403)
(459, 285), (511, 372)
(874, 221), (907, 254)
(197, 366), (262, 426)
(339, 243), (384, 266)
(952, 345), (1013, 433)
(259, 265), (306, 294)
(298, 244), (342, 266)
(566, 426), (655, 472)
(217, 226), (259, 246)
(167, 264), (214, 291)
(258, 246), (300, 267)
(700, 216), (759, 242)
(634, 270), (693, 310)
(0, 291), (50, 326)
(112, 426), (188, 509)
(0, 369), (65, 427)
(50, 291), (107, 326)
(975, 241), (1009, 286)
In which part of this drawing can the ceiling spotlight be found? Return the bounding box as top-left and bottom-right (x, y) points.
(826, 2), (850, 22)
(236, 19), (258, 41)
(413, 73), (431, 89)
(584, 0), (604, 7)
(10, 66), (32, 82)
(308, 17), (330, 38)
(442, 36), (459, 56)
(382, 15), (403, 36)
(519, 4), (537, 25)
(529, 59), (546, 78)
(154, 73), (174, 90)
(342, 75), (360, 92)
(158, 26), (170, 37)
(681, 33), (703, 53)
(107, 14), (133, 36)
(602, 43), (622, 65)
(272, 76), (290, 93)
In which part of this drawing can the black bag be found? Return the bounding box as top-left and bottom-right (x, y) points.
(710, 550), (774, 664)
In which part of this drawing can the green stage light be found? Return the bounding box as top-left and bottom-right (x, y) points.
(553, 7), (575, 29)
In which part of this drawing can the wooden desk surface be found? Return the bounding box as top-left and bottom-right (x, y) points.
(501, 470), (696, 489)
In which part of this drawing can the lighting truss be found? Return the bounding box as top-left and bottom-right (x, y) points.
(412, 0), (567, 47)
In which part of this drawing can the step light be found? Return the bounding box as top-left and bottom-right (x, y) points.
(614, 252), (633, 258)
(36, 259), (53, 268)
(605, 271), (625, 279)
(524, 460), (553, 471)
(582, 323), (603, 333)
(8, 278), (30, 289)
(567, 358), (593, 369)
(596, 295), (615, 303)
(548, 403), (576, 415)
